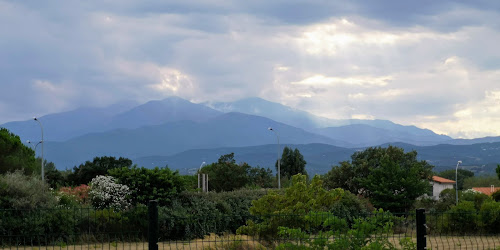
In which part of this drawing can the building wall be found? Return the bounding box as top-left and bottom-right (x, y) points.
(433, 182), (454, 199)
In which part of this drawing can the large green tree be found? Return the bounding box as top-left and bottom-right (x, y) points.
(199, 153), (250, 192)
(438, 169), (474, 190)
(68, 156), (134, 185)
(324, 146), (433, 212)
(276, 147), (307, 179)
(108, 166), (186, 206)
(0, 128), (37, 175)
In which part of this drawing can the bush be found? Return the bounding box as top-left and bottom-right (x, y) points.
(479, 200), (500, 233)
(237, 174), (345, 240)
(0, 171), (56, 209)
(89, 175), (131, 210)
(461, 189), (490, 210)
(157, 189), (271, 241)
(109, 166), (186, 206)
(447, 201), (477, 233)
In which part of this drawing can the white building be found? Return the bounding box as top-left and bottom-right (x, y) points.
(431, 176), (455, 199)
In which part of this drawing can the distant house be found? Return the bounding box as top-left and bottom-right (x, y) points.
(431, 176), (455, 199)
(472, 186), (500, 196)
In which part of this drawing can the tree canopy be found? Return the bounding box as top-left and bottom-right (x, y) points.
(276, 146), (307, 179)
(0, 128), (37, 175)
(323, 146), (433, 212)
(438, 168), (474, 190)
(200, 153), (273, 191)
(68, 156), (134, 185)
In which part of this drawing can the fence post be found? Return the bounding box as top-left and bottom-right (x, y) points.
(148, 200), (159, 250)
(416, 208), (427, 250)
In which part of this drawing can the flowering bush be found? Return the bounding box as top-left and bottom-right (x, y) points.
(89, 175), (131, 210)
(59, 184), (90, 204)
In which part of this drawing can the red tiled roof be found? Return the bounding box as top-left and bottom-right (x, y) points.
(432, 176), (456, 184)
(472, 187), (500, 196)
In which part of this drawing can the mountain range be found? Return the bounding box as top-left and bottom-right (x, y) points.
(2, 96), (500, 173)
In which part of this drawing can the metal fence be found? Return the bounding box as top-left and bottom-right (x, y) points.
(1, 202), (500, 249)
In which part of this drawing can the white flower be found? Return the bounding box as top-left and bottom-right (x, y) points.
(89, 175), (131, 210)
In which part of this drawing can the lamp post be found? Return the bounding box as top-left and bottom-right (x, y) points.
(268, 127), (280, 189)
(27, 140), (43, 153)
(455, 160), (462, 205)
(33, 117), (44, 181)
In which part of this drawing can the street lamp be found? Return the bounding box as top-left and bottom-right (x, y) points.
(456, 160), (462, 205)
(268, 127), (280, 189)
(27, 140), (43, 153)
(33, 117), (44, 181)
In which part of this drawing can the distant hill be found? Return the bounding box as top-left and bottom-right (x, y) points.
(315, 124), (451, 147)
(0, 100), (138, 142)
(43, 112), (350, 169)
(134, 142), (500, 175)
(133, 143), (356, 176)
(0, 97), (221, 142)
(108, 96), (222, 129)
(206, 97), (452, 145)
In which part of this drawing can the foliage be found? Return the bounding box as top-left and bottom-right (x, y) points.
(200, 154), (250, 192)
(447, 201), (478, 233)
(274, 210), (398, 250)
(68, 156), (133, 186)
(438, 168), (474, 190)
(0, 170), (56, 209)
(200, 153), (272, 191)
(460, 189), (490, 210)
(463, 175), (500, 190)
(247, 166), (274, 188)
(497, 164), (500, 181)
(109, 166), (186, 206)
(276, 147), (307, 179)
(324, 146), (433, 212)
(156, 189), (271, 241)
(89, 175), (131, 210)
(237, 174), (345, 240)
(477, 200), (500, 233)
(492, 189), (500, 202)
(0, 128), (37, 175)
(59, 184), (90, 204)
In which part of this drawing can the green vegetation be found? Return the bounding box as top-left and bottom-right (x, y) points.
(109, 166), (186, 206)
(324, 146), (433, 212)
(68, 156), (134, 186)
(276, 146), (307, 179)
(0, 128), (37, 175)
(438, 168), (474, 190)
(199, 153), (273, 192)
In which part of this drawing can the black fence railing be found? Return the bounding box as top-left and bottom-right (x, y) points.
(1, 203), (500, 249)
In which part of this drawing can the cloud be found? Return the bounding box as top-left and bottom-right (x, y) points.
(1, 0), (500, 139)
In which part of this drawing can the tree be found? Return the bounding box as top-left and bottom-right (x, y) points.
(199, 153), (250, 192)
(0, 128), (37, 175)
(496, 164), (500, 180)
(67, 156), (134, 185)
(276, 147), (307, 179)
(463, 175), (500, 190)
(324, 146), (433, 212)
(438, 169), (474, 190)
(247, 166), (274, 188)
(108, 166), (186, 206)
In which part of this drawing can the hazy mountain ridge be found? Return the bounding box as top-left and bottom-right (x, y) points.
(206, 97), (452, 145)
(2, 96), (500, 172)
(134, 141), (500, 175)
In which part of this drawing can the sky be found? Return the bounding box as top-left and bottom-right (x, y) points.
(1, 0), (500, 139)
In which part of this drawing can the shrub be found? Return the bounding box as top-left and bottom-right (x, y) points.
(89, 175), (131, 210)
(109, 166), (186, 206)
(237, 174), (345, 240)
(461, 189), (490, 210)
(59, 184), (90, 205)
(0, 170), (56, 209)
(479, 200), (500, 233)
